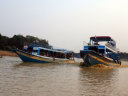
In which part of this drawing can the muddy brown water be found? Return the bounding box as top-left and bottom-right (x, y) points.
(0, 56), (128, 96)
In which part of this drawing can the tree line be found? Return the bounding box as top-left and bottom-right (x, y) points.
(0, 34), (49, 50)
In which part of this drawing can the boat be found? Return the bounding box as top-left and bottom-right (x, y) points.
(13, 43), (75, 63)
(80, 36), (121, 66)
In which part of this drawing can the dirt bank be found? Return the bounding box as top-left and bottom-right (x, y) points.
(0, 50), (17, 57)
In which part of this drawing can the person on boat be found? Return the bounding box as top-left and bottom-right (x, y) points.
(41, 50), (45, 56)
(66, 53), (70, 59)
(55, 53), (58, 58)
(44, 52), (47, 56)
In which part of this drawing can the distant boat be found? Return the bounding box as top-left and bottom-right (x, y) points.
(13, 43), (74, 63)
(80, 36), (121, 66)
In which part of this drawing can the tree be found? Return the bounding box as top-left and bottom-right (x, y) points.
(0, 34), (49, 50)
(9, 34), (25, 49)
(0, 34), (10, 50)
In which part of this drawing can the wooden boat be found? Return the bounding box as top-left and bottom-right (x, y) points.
(13, 44), (74, 63)
(80, 36), (121, 66)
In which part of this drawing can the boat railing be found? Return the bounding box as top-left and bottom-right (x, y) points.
(91, 50), (113, 61)
(105, 43), (117, 51)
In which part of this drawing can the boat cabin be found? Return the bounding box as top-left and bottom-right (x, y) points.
(23, 43), (74, 59)
(83, 36), (120, 60)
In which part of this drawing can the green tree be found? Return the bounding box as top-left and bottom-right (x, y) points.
(9, 34), (25, 49)
(0, 34), (49, 50)
(0, 34), (10, 50)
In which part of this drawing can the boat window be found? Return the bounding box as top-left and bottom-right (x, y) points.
(47, 51), (53, 57)
(99, 49), (104, 53)
(38, 48), (73, 59)
(88, 46), (98, 52)
(27, 47), (33, 53)
(32, 50), (38, 55)
(99, 49), (105, 56)
(40, 49), (45, 56)
(53, 52), (66, 58)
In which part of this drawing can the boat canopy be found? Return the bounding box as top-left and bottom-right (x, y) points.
(90, 36), (116, 43)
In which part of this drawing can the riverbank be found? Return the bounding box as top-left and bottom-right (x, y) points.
(0, 50), (17, 57)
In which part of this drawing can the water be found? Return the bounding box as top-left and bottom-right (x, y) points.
(0, 56), (128, 96)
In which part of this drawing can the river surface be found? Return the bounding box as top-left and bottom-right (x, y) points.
(0, 56), (128, 96)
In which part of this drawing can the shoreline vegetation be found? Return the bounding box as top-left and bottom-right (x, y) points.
(0, 33), (49, 57)
(0, 34), (49, 50)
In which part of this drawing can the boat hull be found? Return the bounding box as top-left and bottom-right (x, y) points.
(80, 51), (121, 67)
(14, 50), (74, 63)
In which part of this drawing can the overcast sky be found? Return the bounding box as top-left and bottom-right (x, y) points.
(0, 0), (128, 52)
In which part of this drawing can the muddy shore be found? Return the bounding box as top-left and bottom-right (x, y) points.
(0, 50), (17, 57)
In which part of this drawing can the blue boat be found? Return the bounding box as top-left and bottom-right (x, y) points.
(80, 36), (121, 66)
(13, 44), (74, 63)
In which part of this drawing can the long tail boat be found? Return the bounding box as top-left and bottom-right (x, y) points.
(13, 43), (74, 63)
(80, 36), (121, 66)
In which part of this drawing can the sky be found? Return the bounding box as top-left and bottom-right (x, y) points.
(0, 0), (128, 52)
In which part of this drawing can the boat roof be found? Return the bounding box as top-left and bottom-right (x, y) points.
(32, 47), (72, 54)
(90, 36), (116, 42)
(27, 43), (73, 53)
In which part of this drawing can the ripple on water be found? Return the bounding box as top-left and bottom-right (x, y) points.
(0, 56), (128, 96)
